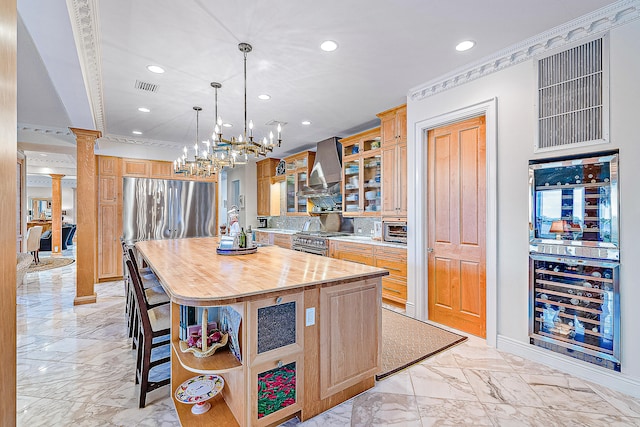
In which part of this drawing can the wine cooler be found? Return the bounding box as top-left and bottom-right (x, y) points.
(528, 151), (620, 371)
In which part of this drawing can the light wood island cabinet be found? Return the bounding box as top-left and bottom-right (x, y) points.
(377, 105), (407, 218)
(136, 238), (387, 426)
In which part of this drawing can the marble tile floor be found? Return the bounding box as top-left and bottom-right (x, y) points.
(16, 258), (640, 426)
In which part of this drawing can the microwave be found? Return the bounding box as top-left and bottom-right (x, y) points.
(383, 221), (407, 243)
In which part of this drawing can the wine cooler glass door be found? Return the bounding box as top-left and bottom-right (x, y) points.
(529, 153), (618, 250)
(529, 254), (620, 371)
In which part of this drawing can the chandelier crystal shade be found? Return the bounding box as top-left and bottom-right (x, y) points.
(174, 42), (282, 176)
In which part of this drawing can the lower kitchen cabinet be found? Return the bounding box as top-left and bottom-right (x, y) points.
(374, 246), (407, 305)
(329, 240), (407, 306)
(254, 230), (273, 245)
(272, 233), (293, 249)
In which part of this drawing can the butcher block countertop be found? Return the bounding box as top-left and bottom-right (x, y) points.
(136, 237), (388, 306)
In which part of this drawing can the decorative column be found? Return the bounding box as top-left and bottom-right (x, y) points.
(70, 128), (101, 305)
(49, 173), (65, 256)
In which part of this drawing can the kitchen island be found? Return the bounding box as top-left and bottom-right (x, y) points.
(136, 237), (388, 426)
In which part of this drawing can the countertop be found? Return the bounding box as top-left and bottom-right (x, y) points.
(255, 228), (407, 249)
(136, 237), (388, 306)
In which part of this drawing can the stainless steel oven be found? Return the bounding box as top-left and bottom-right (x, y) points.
(383, 221), (407, 244)
(291, 232), (349, 256)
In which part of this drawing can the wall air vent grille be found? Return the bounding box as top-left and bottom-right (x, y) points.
(535, 36), (609, 152)
(134, 80), (159, 93)
(265, 120), (287, 127)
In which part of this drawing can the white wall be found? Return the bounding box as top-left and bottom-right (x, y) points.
(224, 161), (258, 230)
(27, 186), (75, 223)
(407, 21), (640, 395)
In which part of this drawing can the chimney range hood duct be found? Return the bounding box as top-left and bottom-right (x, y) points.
(301, 137), (342, 193)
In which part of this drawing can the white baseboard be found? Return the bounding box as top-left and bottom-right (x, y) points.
(405, 301), (416, 318)
(497, 335), (640, 399)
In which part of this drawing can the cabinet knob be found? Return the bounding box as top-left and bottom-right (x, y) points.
(276, 296), (283, 304)
(427, 248), (434, 253)
(277, 360), (283, 368)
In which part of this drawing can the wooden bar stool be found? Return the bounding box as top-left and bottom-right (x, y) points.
(126, 259), (171, 408)
(125, 247), (170, 349)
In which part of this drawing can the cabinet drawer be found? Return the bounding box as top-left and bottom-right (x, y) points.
(382, 277), (407, 301)
(338, 251), (373, 266)
(375, 257), (406, 280)
(332, 241), (373, 256)
(374, 246), (406, 259)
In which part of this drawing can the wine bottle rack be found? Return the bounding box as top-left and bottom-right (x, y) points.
(529, 254), (620, 371)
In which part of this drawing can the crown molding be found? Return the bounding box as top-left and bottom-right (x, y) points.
(100, 134), (182, 149)
(27, 157), (76, 167)
(409, 0), (640, 101)
(26, 175), (77, 188)
(66, 0), (105, 132)
(17, 123), (73, 136)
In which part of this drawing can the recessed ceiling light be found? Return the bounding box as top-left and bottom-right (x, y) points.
(455, 40), (475, 52)
(39, 153), (48, 157)
(132, 130), (142, 135)
(222, 123), (233, 128)
(146, 65), (165, 74)
(138, 107), (150, 113)
(301, 120), (311, 125)
(258, 94), (271, 100)
(320, 40), (338, 52)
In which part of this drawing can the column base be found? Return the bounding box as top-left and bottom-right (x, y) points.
(74, 293), (97, 305)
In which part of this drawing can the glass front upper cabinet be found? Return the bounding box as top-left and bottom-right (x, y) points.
(529, 152), (619, 249)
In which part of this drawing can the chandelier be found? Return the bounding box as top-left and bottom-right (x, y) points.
(174, 42), (282, 176)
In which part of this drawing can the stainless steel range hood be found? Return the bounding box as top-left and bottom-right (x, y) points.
(297, 137), (343, 212)
(298, 137), (342, 196)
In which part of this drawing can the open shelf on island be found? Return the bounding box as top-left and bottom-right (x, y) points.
(172, 340), (242, 374)
(172, 346), (240, 426)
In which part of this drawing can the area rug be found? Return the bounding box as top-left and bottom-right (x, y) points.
(377, 308), (467, 380)
(27, 257), (75, 273)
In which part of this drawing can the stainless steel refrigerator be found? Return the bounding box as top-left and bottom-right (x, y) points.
(122, 177), (217, 244)
(528, 151), (620, 371)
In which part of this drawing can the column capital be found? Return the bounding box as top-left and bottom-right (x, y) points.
(69, 128), (102, 140)
(49, 173), (66, 180)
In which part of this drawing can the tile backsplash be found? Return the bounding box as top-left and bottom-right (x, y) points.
(264, 215), (378, 236)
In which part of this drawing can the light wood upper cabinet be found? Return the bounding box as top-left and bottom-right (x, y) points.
(284, 151), (315, 216)
(257, 158), (280, 217)
(150, 160), (173, 178)
(122, 159), (149, 177)
(378, 105), (407, 218)
(98, 156), (118, 175)
(340, 128), (382, 217)
(378, 104), (407, 147)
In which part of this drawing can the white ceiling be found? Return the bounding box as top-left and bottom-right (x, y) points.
(17, 0), (617, 164)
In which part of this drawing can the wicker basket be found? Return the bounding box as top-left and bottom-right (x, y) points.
(179, 308), (228, 358)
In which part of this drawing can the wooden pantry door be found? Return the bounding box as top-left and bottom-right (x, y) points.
(427, 116), (486, 337)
